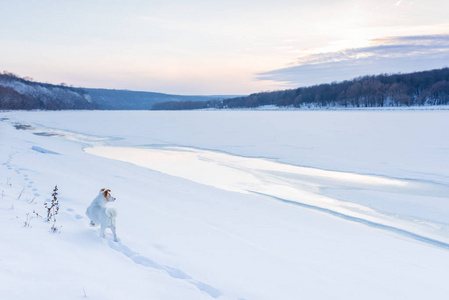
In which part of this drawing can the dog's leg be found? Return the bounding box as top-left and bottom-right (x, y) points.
(111, 225), (118, 242)
(100, 224), (106, 238)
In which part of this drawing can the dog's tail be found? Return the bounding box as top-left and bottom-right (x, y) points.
(106, 207), (117, 217)
(106, 207), (117, 227)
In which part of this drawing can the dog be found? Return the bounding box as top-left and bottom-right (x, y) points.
(86, 188), (118, 242)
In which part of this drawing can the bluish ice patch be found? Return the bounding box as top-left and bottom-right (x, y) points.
(31, 146), (60, 155)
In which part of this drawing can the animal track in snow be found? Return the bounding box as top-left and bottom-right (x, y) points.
(107, 240), (223, 299)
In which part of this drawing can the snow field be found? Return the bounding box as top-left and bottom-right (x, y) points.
(1, 110), (449, 300)
(0, 121), (220, 300)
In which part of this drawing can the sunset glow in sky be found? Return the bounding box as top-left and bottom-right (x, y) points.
(1, 0), (449, 94)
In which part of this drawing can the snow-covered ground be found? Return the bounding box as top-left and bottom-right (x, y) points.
(1, 110), (449, 300)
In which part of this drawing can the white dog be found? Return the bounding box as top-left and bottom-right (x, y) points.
(86, 188), (118, 242)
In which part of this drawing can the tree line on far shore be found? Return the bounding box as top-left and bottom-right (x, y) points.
(151, 67), (449, 110)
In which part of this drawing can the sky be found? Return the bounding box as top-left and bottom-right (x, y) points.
(1, 0), (449, 95)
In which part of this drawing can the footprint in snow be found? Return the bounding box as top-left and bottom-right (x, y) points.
(65, 208), (84, 220)
(107, 240), (223, 299)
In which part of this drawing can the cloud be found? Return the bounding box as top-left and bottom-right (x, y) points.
(257, 35), (449, 87)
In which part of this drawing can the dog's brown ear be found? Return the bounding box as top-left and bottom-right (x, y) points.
(100, 188), (106, 192)
(103, 189), (111, 198)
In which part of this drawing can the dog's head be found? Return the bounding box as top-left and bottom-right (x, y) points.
(100, 188), (116, 202)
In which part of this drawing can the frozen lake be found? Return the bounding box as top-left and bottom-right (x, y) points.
(1, 109), (449, 300)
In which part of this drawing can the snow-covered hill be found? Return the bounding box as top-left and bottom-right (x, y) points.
(1, 110), (449, 300)
(0, 73), (96, 110)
